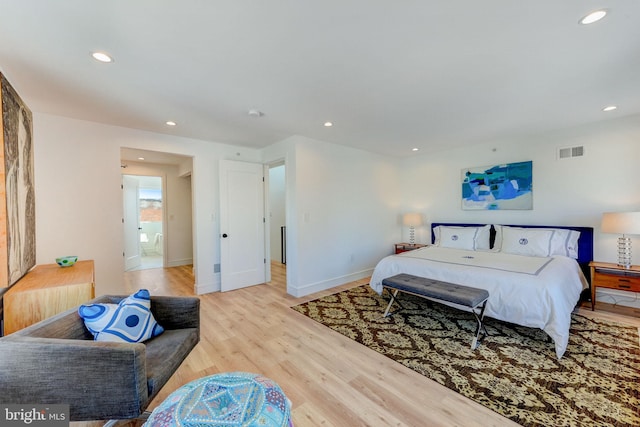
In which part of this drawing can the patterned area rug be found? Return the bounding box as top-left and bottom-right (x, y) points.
(292, 285), (640, 427)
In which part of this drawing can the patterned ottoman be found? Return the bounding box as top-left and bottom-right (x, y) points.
(144, 372), (293, 427)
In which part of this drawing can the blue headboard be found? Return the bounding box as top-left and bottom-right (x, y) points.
(431, 223), (594, 282)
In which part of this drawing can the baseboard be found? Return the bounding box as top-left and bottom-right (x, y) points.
(195, 279), (219, 295)
(166, 258), (193, 268)
(289, 268), (374, 298)
(196, 268), (374, 297)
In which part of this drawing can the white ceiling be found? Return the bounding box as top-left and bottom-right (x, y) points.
(1, 1), (639, 158)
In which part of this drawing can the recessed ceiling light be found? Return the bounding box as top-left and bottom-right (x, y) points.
(138, 157), (145, 161)
(579, 10), (607, 25)
(324, 122), (333, 127)
(166, 121), (177, 126)
(602, 105), (617, 112)
(412, 148), (419, 152)
(91, 51), (113, 63)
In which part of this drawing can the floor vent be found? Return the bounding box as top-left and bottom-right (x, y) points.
(558, 146), (584, 159)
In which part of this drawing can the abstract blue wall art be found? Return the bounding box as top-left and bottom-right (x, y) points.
(461, 161), (532, 210)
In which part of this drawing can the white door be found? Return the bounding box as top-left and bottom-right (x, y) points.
(219, 160), (266, 291)
(123, 175), (142, 271)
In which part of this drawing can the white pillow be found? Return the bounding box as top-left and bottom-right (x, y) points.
(500, 227), (555, 257)
(432, 226), (444, 245)
(475, 224), (491, 250)
(438, 226), (479, 250)
(433, 225), (490, 250)
(549, 229), (580, 259)
(492, 224), (503, 250)
(493, 225), (580, 258)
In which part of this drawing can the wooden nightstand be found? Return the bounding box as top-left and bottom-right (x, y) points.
(395, 243), (427, 254)
(589, 261), (640, 311)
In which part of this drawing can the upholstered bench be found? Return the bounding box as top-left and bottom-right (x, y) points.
(381, 273), (489, 349)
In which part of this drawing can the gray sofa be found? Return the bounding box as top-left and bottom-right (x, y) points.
(0, 294), (200, 422)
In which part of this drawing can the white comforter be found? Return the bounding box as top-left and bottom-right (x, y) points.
(369, 246), (589, 359)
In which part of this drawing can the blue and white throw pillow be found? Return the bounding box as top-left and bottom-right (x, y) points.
(78, 289), (164, 343)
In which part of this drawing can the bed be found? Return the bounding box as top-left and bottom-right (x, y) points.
(369, 223), (593, 359)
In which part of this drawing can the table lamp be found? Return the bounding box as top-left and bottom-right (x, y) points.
(601, 211), (640, 269)
(403, 212), (423, 245)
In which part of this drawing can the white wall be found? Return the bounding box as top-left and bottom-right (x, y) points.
(399, 113), (640, 307)
(122, 161), (193, 267)
(33, 113), (261, 296)
(32, 114), (401, 298)
(34, 110), (638, 303)
(262, 135), (402, 296)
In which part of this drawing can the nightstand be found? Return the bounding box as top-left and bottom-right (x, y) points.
(589, 261), (640, 311)
(395, 243), (427, 254)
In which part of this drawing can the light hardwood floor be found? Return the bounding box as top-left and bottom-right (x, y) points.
(74, 262), (640, 427)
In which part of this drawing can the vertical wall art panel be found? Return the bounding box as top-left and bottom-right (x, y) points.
(0, 73), (36, 288)
(461, 160), (532, 210)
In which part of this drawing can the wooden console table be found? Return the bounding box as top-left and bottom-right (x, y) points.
(3, 260), (95, 334)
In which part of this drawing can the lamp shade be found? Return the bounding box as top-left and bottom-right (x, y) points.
(403, 212), (423, 227)
(601, 212), (640, 235)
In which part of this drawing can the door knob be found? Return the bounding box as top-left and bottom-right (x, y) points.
(222, 233), (228, 238)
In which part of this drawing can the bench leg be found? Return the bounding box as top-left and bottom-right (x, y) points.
(471, 299), (489, 350)
(383, 289), (400, 317)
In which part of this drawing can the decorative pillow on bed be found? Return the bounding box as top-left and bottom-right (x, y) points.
(494, 225), (580, 258)
(549, 229), (580, 258)
(438, 226), (479, 250)
(500, 227), (555, 257)
(474, 224), (491, 250)
(78, 289), (164, 343)
(492, 224), (504, 250)
(434, 225), (490, 250)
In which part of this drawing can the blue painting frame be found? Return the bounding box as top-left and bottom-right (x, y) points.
(461, 161), (532, 210)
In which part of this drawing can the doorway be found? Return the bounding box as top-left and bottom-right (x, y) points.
(123, 175), (164, 271)
(268, 162), (286, 292)
(120, 147), (194, 279)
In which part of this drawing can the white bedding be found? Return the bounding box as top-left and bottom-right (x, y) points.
(369, 246), (589, 359)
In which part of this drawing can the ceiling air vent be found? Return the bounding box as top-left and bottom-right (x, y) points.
(558, 146), (584, 159)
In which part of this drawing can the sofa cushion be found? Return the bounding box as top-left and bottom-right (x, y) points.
(78, 289), (164, 343)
